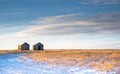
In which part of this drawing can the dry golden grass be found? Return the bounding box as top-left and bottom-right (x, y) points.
(0, 50), (19, 54)
(26, 50), (120, 72)
(0, 49), (120, 72)
(0, 50), (38, 54)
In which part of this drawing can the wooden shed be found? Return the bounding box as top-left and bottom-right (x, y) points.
(18, 42), (30, 51)
(32, 42), (44, 50)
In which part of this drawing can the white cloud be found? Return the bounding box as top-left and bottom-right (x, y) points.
(32, 14), (78, 24)
(0, 12), (118, 39)
(15, 12), (120, 36)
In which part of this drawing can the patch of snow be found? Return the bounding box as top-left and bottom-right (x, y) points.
(0, 53), (118, 74)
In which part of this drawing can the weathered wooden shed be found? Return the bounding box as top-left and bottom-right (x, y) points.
(32, 42), (44, 50)
(18, 42), (30, 51)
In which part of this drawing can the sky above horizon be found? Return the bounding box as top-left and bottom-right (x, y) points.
(0, 0), (120, 49)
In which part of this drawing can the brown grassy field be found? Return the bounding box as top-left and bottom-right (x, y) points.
(0, 50), (18, 54)
(0, 50), (41, 54)
(25, 50), (120, 72)
(0, 49), (120, 72)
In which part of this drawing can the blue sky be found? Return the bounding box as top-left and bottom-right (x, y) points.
(0, 0), (120, 49)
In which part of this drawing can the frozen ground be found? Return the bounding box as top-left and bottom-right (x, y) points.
(0, 53), (118, 74)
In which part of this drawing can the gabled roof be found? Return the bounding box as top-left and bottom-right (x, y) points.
(34, 42), (43, 46)
(22, 42), (30, 46)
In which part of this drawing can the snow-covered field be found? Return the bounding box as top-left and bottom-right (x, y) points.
(0, 53), (119, 74)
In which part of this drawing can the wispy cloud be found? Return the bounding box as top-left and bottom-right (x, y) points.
(80, 0), (120, 5)
(32, 14), (79, 24)
(1, 12), (119, 39)
(14, 12), (120, 37)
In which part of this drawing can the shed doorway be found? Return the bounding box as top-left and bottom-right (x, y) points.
(38, 45), (41, 50)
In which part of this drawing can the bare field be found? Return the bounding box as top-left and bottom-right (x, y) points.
(25, 50), (120, 72)
(0, 50), (41, 54)
(0, 50), (18, 54)
(0, 49), (120, 72)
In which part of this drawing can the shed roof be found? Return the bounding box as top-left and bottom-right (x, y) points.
(34, 42), (43, 46)
(22, 42), (30, 46)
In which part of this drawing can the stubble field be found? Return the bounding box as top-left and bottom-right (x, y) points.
(25, 50), (120, 72)
(0, 49), (120, 74)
